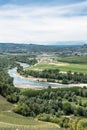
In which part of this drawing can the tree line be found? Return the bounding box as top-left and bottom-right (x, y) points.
(21, 69), (87, 84)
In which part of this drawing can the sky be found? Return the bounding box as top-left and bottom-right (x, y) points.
(0, 0), (87, 44)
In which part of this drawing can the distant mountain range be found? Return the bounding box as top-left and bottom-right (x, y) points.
(46, 41), (87, 45)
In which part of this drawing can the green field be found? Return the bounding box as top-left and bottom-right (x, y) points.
(58, 56), (87, 64)
(28, 61), (87, 73)
(0, 96), (62, 130)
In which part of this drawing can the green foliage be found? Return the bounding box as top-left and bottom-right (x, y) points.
(0, 96), (61, 130)
(38, 114), (70, 128)
(24, 68), (87, 84)
(0, 95), (13, 112)
(58, 56), (87, 64)
(14, 87), (87, 120)
(63, 103), (73, 115)
(62, 79), (69, 84)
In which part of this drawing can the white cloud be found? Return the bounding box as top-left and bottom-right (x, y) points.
(0, 1), (87, 43)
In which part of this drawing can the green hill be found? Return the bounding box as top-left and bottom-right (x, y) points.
(0, 96), (61, 130)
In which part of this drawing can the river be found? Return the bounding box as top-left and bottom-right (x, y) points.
(8, 63), (59, 89)
(8, 63), (82, 89)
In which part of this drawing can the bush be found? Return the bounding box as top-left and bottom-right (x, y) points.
(62, 79), (69, 84)
(63, 103), (73, 115)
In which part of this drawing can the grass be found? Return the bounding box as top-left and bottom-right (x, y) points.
(0, 122), (61, 130)
(63, 95), (87, 107)
(77, 118), (87, 130)
(58, 56), (87, 64)
(0, 95), (61, 130)
(27, 62), (87, 73)
(0, 95), (13, 112)
(0, 113), (62, 130)
(69, 117), (87, 130)
(77, 96), (87, 104)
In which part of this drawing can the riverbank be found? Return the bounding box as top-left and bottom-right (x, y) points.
(15, 84), (44, 90)
(14, 72), (87, 89)
(15, 72), (47, 82)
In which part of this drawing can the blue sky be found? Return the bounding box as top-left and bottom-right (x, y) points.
(0, 0), (85, 6)
(0, 0), (87, 44)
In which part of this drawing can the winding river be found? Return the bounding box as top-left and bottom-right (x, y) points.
(8, 63), (82, 89)
(8, 63), (59, 89)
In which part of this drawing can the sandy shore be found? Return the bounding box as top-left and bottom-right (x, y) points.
(68, 83), (87, 87)
(14, 72), (87, 89)
(14, 72), (47, 89)
(15, 84), (44, 90)
(15, 83), (87, 89)
(15, 72), (47, 82)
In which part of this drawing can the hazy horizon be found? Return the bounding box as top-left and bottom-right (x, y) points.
(0, 41), (86, 46)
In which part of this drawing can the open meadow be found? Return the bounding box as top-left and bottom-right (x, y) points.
(27, 61), (87, 74)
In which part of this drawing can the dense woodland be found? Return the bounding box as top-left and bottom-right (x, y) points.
(14, 87), (87, 117)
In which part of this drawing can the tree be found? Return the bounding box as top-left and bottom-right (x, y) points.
(62, 79), (69, 84)
(83, 107), (87, 117)
(72, 95), (77, 102)
(76, 106), (83, 116)
(14, 103), (31, 116)
(63, 103), (73, 115)
(48, 85), (52, 89)
(43, 92), (49, 99)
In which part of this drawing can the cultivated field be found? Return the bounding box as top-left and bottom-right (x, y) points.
(58, 56), (87, 64)
(28, 61), (87, 73)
